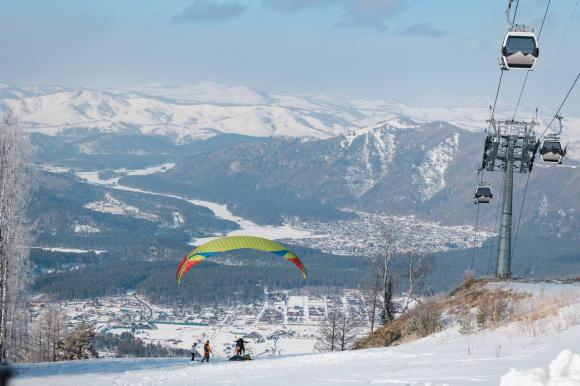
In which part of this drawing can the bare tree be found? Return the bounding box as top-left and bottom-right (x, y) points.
(316, 306), (340, 352)
(30, 305), (67, 362)
(335, 310), (361, 351)
(316, 303), (361, 352)
(400, 230), (433, 314)
(362, 272), (382, 333)
(0, 111), (32, 361)
(372, 219), (398, 326)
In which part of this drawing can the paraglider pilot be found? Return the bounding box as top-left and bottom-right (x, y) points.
(235, 337), (249, 355)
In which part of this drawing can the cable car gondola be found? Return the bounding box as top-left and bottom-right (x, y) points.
(540, 135), (566, 164)
(474, 183), (493, 204)
(501, 26), (539, 70)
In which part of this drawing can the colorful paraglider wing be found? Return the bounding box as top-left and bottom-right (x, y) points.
(270, 249), (307, 279)
(176, 236), (307, 283)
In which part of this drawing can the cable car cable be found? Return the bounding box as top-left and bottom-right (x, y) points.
(512, 71), (530, 120)
(536, 0), (551, 40)
(511, 0), (551, 120)
(539, 71), (580, 140)
(511, 172), (531, 267)
(506, 0), (521, 26)
(470, 203), (481, 271)
(508, 0), (556, 269)
(536, 0), (580, 108)
(491, 71), (505, 121)
(512, 0), (519, 25)
(486, 178), (505, 275)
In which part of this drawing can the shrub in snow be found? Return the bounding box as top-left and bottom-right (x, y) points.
(403, 301), (442, 338)
(476, 287), (508, 329)
(511, 293), (578, 337)
(457, 309), (475, 335)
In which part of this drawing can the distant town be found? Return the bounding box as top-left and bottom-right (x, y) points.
(32, 289), (371, 357)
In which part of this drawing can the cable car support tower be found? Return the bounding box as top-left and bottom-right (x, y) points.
(480, 119), (537, 278)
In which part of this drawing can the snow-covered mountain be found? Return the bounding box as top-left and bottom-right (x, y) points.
(0, 81), (493, 142)
(3, 81), (579, 159)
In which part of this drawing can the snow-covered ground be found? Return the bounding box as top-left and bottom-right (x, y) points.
(14, 281), (580, 385)
(84, 192), (158, 221)
(31, 247), (107, 255)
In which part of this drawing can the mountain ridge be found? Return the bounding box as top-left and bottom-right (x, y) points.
(0, 81), (498, 142)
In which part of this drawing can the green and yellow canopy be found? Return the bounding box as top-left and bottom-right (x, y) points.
(176, 236), (307, 283)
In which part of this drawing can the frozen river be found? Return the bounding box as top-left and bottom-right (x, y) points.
(72, 163), (312, 245)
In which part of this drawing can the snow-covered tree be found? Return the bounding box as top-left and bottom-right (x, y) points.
(59, 323), (98, 360)
(29, 305), (67, 362)
(0, 111), (31, 360)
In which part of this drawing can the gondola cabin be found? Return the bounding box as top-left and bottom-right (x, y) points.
(474, 183), (493, 204)
(540, 137), (566, 164)
(501, 27), (539, 70)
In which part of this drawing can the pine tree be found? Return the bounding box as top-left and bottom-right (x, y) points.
(58, 323), (98, 360)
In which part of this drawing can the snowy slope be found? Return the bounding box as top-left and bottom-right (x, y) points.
(13, 281), (580, 386)
(413, 132), (460, 202)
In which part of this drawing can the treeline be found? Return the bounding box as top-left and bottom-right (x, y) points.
(93, 332), (188, 358)
(34, 247), (370, 306)
(34, 241), (580, 308)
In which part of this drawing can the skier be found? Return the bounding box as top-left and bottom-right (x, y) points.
(191, 342), (201, 362)
(235, 337), (249, 356)
(201, 340), (212, 363)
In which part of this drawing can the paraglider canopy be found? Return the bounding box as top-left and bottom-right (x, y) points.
(176, 236), (307, 283)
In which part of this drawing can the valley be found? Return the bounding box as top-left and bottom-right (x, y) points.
(3, 1), (580, 384)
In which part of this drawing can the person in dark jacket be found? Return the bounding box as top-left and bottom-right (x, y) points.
(201, 340), (212, 363)
(235, 337), (249, 355)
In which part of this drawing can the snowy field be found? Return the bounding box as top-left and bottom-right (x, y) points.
(127, 323), (318, 357)
(50, 290), (369, 359)
(14, 281), (580, 386)
(13, 316), (580, 385)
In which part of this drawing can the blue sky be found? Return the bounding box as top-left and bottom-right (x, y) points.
(0, 0), (579, 114)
